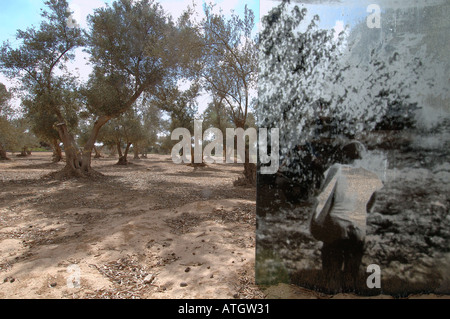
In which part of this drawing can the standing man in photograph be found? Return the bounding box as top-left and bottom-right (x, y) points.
(310, 142), (383, 290)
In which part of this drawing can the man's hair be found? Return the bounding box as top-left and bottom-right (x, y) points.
(339, 141), (365, 164)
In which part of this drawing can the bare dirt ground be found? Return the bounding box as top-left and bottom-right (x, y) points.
(1, 152), (448, 300)
(0, 152), (263, 299)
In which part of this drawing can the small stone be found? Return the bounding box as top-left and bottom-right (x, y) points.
(143, 274), (155, 284)
(185, 267), (191, 273)
(180, 282), (188, 287)
(50, 282), (57, 288)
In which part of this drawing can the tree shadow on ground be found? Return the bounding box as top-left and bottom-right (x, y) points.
(0, 152), (257, 297)
(0, 173), (256, 298)
(11, 162), (63, 170)
(277, 262), (446, 297)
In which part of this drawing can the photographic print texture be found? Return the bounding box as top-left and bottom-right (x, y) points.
(256, 0), (450, 296)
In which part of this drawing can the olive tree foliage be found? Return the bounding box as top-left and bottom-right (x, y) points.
(201, 3), (258, 129)
(0, 83), (12, 117)
(136, 96), (167, 156)
(97, 107), (146, 165)
(150, 83), (200, 160)
(200, 4), (258, 183)
(1, 0), (84, 172)
(344, 9), (450, 132)
(153, 83), (200, 134)
(1, 0), (201, 177)
(258, 3), (346, 151)
(331, 33), (447, 134)
(257, 2), (346, 193)
(258, 2), (447, 199)
(0, 83), (15, 159)
(22, 80), (79, 162)
(78, 0), (200, 174)
(202, 95), (233, 134)
(1, 83), (42, 160)
(9, 118), (40, 156)
(260, 2), (448, 148)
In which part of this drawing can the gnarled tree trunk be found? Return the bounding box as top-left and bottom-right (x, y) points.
(117, 142), (132, 165)
(17, 147), (31, 157)
(133, 146), (140, 159)
(0, 145), (10, 160)
(54, 115), (111, 178)
(116, 141), (123, 157)
(189, 145), (206, 169)
(93, 146), (102, 159)
(52, 139), (63, 162)
(108, 145), (117, 157)
(81, 116), (111, 173)
(55, 121), (83, 176)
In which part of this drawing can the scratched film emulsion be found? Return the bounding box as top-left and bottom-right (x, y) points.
(256, 0), (450, 295)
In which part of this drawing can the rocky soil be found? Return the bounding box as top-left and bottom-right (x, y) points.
(364, 124), (450, 295)
(256, 123), (450, 297)
(0, 152), (263, 299)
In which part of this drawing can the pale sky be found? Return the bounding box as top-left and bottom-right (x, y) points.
(0, 0), (260, 114)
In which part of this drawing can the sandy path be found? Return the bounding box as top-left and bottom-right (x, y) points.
(0, 152), (262, 299)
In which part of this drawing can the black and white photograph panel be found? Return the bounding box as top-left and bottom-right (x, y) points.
(256, 0), (450, 296)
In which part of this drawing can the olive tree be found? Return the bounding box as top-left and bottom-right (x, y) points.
(1, 0), (200, 177)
